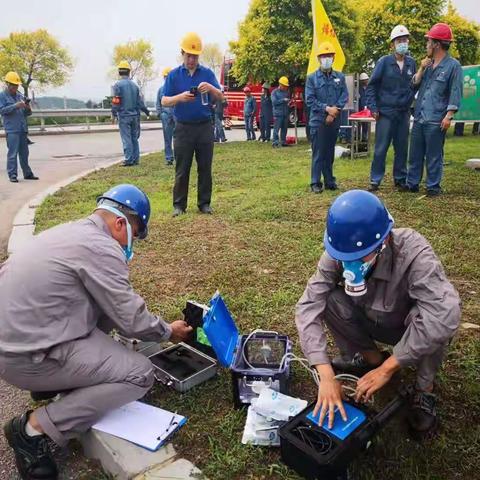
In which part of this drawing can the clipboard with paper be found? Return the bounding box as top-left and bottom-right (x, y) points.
(92, 401), (187, 451)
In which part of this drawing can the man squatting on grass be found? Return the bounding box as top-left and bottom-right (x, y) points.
(296, 190), (460, 439)
(0, 184), (192, 480)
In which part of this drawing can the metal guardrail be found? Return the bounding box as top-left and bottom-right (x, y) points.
(31, 109), (113, 131)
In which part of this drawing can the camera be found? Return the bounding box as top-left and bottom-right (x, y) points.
(189, 86), (198, 96)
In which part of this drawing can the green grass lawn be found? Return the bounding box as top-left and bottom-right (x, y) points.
(35, 135), (480, 479)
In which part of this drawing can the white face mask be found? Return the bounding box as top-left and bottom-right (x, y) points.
(320, 57), (334, 70)
(97, 205), (134, 262)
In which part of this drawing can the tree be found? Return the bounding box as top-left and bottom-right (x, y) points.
(0, 29), (74, 98)
(229, 0), (361, 83)
(111, 39), (156, 92)
(442, 2), (480, 65)
(201, 43), (224, 76)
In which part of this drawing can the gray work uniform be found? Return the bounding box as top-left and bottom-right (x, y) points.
(295, 228), (461, 390)
(0, 214), (171, 447)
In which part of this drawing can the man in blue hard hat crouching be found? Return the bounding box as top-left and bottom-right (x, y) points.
(296, 190), (460, 439)
(0, 184), (192, 480)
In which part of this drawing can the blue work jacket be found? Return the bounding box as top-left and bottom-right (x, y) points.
(305, 69), (348, 127)
(271, 88), (290, 118)
(260, 94), (273, 120)
(0, 90), (31, 133)
(156, 85), (174, 117)
(244, 96), (256, 116)
(366, 54), (416, 117)
(414, 54), (463, 124)
(111, 77), (147, 117)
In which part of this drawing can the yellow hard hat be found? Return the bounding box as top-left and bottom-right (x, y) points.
(117, 60), (131, 70)
(317, 41), (336, 56)
(4, 71), (21, 85)
(180, 32), (203, 55)
(279, 76), (289, 87)
(162, 67), (172, 77)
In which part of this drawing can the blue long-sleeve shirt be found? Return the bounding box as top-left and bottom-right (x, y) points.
(366, 54), (416, 117)
(244, 96), (256, 116)
(111, 77), (147, 118)
(0, 90), (32, 133)
(260, 94), (273, 120)
(414, 54), (463, 124)
(271, 88), (290, 118)
(156, 85), (174, 117)
(305, 69), (348, 127)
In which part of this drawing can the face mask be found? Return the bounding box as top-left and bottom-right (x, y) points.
(320, 57), (334, 70)
(97, 205), (134, 262)
(395, 42), (409, 55)
(341, 256), (377, 296)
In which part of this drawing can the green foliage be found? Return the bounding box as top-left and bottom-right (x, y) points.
(111, 39), (156, 91)
(202, 43), (224, 75)
(442, 2), (480, 65)
(0, 29), (74, 97)
(230, 0), (360, 82)
(355, 0), (480, 70)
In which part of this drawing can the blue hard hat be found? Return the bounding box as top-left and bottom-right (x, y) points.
(324, 190), (394, 261)
(97, 184), (151, 239)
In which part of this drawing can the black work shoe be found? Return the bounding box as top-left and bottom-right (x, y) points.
(24, 175), (39, 180)
(30, 391), (62, 402)
(4, 411), (58, 480)
(10, 176), (19, 183)
(407, 391), (438, 440)
(331, 351), (390, 377)
(399, 184), (419, 193)
(325, 184), (338, 191)
(27, 137), (35, 145)
(199, 205), (213, 214)
(172, 207), (185, 217)
(311, 184), (323, 194)
(121, 162), (134, 167)
(368, 183), (379, 192)
(426, 189), (441, 197)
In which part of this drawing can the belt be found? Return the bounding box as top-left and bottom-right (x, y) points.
(177, 119), (211, 126)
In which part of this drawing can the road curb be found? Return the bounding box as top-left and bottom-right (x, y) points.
(7, 157), (123, 255)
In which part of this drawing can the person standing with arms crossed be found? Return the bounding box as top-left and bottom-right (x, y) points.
(161, 32), (223, 217)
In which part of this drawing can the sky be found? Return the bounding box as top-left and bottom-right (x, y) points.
(0, 0), (478, 102)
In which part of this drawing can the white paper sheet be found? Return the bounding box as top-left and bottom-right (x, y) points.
(92, 401), (186, 451)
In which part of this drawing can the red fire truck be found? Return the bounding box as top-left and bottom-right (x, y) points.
(219, 58), (307, 128)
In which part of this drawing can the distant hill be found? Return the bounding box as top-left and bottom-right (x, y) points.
(34, 97), (86, 109)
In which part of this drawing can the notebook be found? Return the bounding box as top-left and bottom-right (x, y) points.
(92, 401), (187, 451)
(306, 403), (367, 440)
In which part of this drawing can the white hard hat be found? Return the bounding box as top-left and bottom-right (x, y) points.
(359, 73), (369, 81)
(390, 25), (410, 41)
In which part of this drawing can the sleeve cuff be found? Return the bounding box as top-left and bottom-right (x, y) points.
(392, 344), (414, 367)
(162, 322), (172, 342)
(307, 351), (330, 367)
(447, 105), (458, 112)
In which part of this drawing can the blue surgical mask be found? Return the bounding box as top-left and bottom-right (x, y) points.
(320, 57), (334, 70)
(97, 205), (134, 262)
(341, 257), (377, 296)
(395, 42), (409, 55)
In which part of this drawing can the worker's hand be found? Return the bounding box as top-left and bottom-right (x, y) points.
(314, 378), (347, 429)
(178, 91), (196, 103)
(15, 101), (26, 109)
(355, 366), (393, 403)
(420, 57), (433, 70)
(169, 320), (193, 343)
(198, 82), (214, 94)
(326, 106), (339, 118)
(441, 115), (452, 131)
(372, 111), (380, 121)
(325, 114), (335, 125)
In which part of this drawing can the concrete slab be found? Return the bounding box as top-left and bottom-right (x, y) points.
(134, 459), (205, 480)
(80, 429), (177, 480)
(465, 159), (480, 170)
(7, 225), (35, 254)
